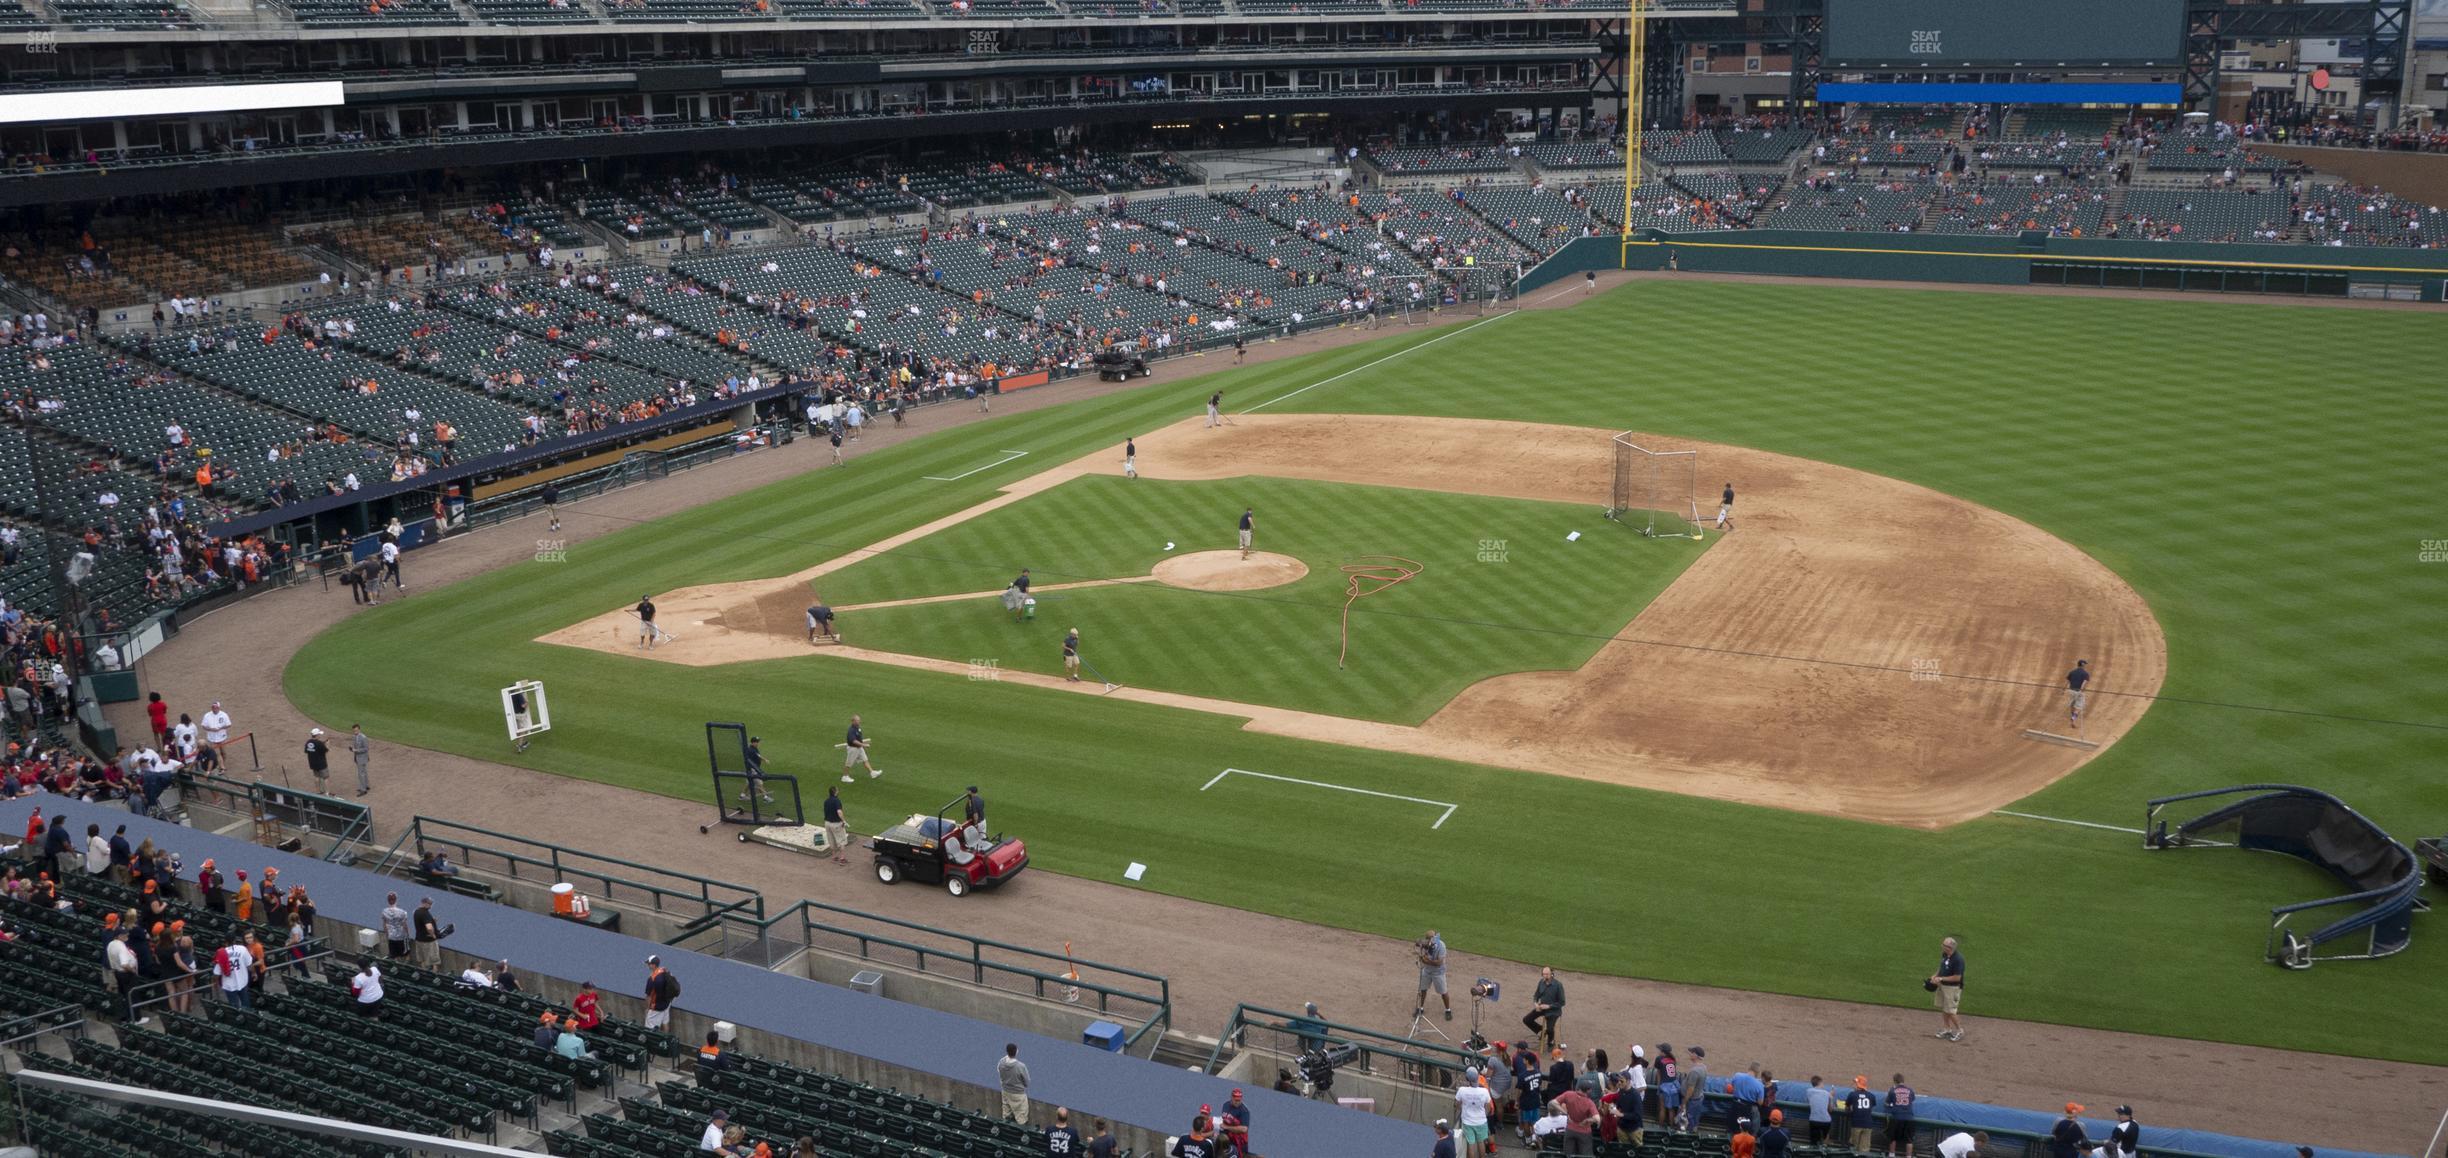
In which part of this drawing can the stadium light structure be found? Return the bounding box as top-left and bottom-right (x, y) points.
(0, 81), (343, 126)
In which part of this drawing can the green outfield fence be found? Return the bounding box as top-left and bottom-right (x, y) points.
(1514, 229), (2448, 301)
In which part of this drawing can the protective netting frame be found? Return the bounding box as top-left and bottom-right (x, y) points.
(1607, 434), (1699, 536)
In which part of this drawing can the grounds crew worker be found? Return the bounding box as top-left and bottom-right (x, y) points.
(303, 728), (330, 789)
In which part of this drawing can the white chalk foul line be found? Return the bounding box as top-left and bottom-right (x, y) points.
(1202, 767), (1458, 830)
(1240, 311), (1514, 415)
(923, 450), (1030, 482)
(1991, 810), (2147, 835)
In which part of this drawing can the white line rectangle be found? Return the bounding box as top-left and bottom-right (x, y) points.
(923, 450), (1029, 482)
(0, 81), (345, 126)
(1202, 767), (1457, 829)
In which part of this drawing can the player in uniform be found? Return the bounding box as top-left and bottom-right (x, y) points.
(841, 714), (880, 782)
(1238, 508), (1255, 560)
(2064, 660), (2091, 725)
(740, 736), (772, 804)
(1063, 629), (1082, 682)
(1123, 437), (1137, 479)
(635, 595), (658, 649)
(1716, 483), (1735, 531)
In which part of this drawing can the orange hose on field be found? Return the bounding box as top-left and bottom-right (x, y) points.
(1338, 556), (1423, 668)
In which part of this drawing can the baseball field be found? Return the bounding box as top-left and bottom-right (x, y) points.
(286, 278), (2448, 1066)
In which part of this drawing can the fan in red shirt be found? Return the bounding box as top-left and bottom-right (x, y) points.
(145, 694), (170, 745)
(572, 981), (602, 1030)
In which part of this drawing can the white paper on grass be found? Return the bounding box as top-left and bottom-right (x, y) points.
(1566, 531), (1581, 542)
(1124, 862), (1147, 881)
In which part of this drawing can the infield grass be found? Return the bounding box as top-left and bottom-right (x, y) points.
(819, 475), (1704, 723)
(288, 282), (2448, 1065)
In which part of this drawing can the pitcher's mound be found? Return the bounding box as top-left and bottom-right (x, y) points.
(1153, 551), (1308, 592)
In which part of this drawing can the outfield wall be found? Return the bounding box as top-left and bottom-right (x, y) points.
(1519, 232), (2448, 299)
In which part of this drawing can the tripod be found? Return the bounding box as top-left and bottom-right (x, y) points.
(1407, 1004), (1450, 1044)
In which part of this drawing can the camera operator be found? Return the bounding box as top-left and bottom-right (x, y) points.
(1415, 929), (1453, 1023)
(1520, 966), (1565, 1050)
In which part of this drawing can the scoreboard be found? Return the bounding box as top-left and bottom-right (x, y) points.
(1824, 0), (2189, 68)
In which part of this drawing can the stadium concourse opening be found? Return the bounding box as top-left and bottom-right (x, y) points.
(540, 413), (2166, 829)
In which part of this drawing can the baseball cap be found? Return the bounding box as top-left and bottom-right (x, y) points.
(1771, 1110), (1784, 1124)
(1854, 1076), (1868, 1088)
(1691, 1046), (1705, 1058)
(2116, 1106), (2133, 1116)
(2066, 1103), (2086, 1116)
(646, 954), (662, 966)
(309, 727), (322, 735)
(711, 1109), (729, 1121)
(1464, 1067), (1480, 1081)
(1231, 1089), (1243, 1100)
(1631, 1045), (1645, 1059)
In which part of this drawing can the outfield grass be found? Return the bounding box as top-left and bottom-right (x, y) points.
(819, 475), (1703, 722)
(288, 283), (2448, 1064)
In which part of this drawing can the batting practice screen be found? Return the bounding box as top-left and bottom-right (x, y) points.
(1823, 0), (2188, 68)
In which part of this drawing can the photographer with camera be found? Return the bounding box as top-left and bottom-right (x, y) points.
(1415, 930), (1453, 1024)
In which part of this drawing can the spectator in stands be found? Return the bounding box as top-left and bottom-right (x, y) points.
(411, 896), (442, 968)
(645, 954), (681, 1032)
(168, 934), (199, 1016)
(1553, 1072), (1599, 1156)
(82, 823), (107, 876)
(1885, 1075), (1917, 1156)
(1686, 1047), (1713, 1130)
(196, 859), (223, 913)
(555, 1017), (595, 1063)
(2047, 1105), (2089, 1158)
(380, 892), (411, 958)
(1429, 1119), (1457, 1158)
(1935, 1129), (1988, 1158)
(351, 960), (385, 1016)
(213, 935), (253, 1010)
(1805, 1076), (1832, 1145)
(574, 980), (602, 1030)
(106, 824), (131, 884)
(697, 1029), (729, 1075)
(417, 850), (458, 877)
(1087, 1120), (1116, 1158)
(145, 692), (168, 747)
(200, 702), (231, 765)
(495, 959), (522, 993)
(108, 926), (149, 1026)
(1847, 1077), (1879, 1152)
(1454, 1069), (1495, 1157)
(534, 1010), (561, 1050)
(458, 961), (497, 989)
(1046, 1108), (1084, 1156)
(42, 814), (72, 880)
(997, 1042), (1032, 1122)
(699, 1108), (732, 1151)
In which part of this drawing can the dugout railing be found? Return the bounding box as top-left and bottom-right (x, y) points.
(171, 771), (373, 865)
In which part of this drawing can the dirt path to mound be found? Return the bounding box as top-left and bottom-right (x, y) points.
(545, 412), (2161, 829)
(115, 277), (2448, 1155)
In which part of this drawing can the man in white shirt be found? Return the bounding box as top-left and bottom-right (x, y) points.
(216, 939), (255, 1010)
(1454, 1069), (1495, 1158)
(108, 929), (150, 1025)
(351, 962), (384, 1015)
(201, 702), (232, 760)
(698, 1108), (732, 1150)
(1936, 1131), (1988, 1158)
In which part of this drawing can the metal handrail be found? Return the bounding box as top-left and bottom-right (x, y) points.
(1203, 1002), (1478, 1082)
(169, 772), (371, 864)
(678, 896), (1172, 1053)
(0, 1003), (82, 1051)
(403, 816), (765, 924)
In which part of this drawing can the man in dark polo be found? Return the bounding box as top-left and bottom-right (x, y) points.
(1929, 937), (1965, 1041)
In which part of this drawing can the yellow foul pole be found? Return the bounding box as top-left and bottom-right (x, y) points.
(1621, 0), (1645, 239)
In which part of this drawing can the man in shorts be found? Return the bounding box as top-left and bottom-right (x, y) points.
(1717, 482), (1736, 531)
(1415, 929), (1453, 1022)
(635, 594), (658, 649)
(842, 714), (880, 781)
(1004, 569), (1032, 622)
(822, 785), (851, 865)
(1063, 629), (1082, 682)
(2064, 660), (2091, 725)
(1238, 508), (1255, 560)
(807, 599), (838, 644)
(1454, 1069), (1495, 1157)
(1929, 937), (1965, 1040)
